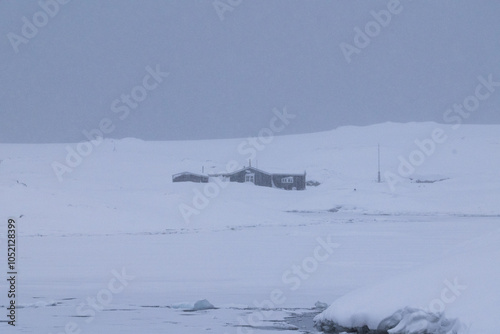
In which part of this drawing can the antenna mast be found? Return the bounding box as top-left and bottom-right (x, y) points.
(377, 144), (381, 183)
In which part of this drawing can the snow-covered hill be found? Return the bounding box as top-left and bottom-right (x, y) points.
(2, 122), (499, 231)
(0, 122), (499, 333)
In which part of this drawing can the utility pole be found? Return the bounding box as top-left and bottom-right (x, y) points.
(377, 144), (381, 183)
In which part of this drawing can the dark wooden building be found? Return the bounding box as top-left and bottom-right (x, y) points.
(173, 167), (306, 190)
(271, 172), (306, 190)
(220, 167), (306, 190)
(224, 167), (272, 186)
(172, 172), (209, 183)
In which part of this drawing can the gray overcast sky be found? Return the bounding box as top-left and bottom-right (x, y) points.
(1, 0), (499, 143)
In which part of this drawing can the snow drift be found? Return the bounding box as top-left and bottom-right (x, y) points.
(314, 228), (500, 333)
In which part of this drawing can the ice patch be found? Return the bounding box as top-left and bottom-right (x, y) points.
(171, 302), (193, 309)
(17, 300), (58, 308)
(315, 301), (329, 309)
(409, 174), (449, 184)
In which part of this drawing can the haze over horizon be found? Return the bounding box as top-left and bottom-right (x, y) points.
(1, 0), (499, 143)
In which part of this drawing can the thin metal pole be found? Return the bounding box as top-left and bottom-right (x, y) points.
(377, 144), (381, 183)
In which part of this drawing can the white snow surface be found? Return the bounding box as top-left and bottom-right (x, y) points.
(0, 122), (499, 333)
(315, 228), (500, 333)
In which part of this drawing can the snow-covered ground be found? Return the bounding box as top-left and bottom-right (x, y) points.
(0, 122), (499, 333)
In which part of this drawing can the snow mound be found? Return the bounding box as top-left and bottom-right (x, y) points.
(172, 299), (216, 311)
(314, 229), (500, 334)
(315, 307), (466, 333)
(192, 299), (216, 311)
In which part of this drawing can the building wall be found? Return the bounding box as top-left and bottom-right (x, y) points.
(228, 168), (272, 187)
(173, 168), (306, 190)
(272, 174), (306, 190)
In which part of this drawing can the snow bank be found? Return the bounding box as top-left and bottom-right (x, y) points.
(314, 229), (500, 333)
(192, 299), (216, 310)
(171, 299), (216, 311)
(316, 307), (465, 333)
(379, 307), (464, 333)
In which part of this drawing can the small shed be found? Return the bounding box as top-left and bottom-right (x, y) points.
(172, 172), (209, 183)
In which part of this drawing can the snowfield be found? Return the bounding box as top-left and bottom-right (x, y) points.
(0, 122), (499, 333)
